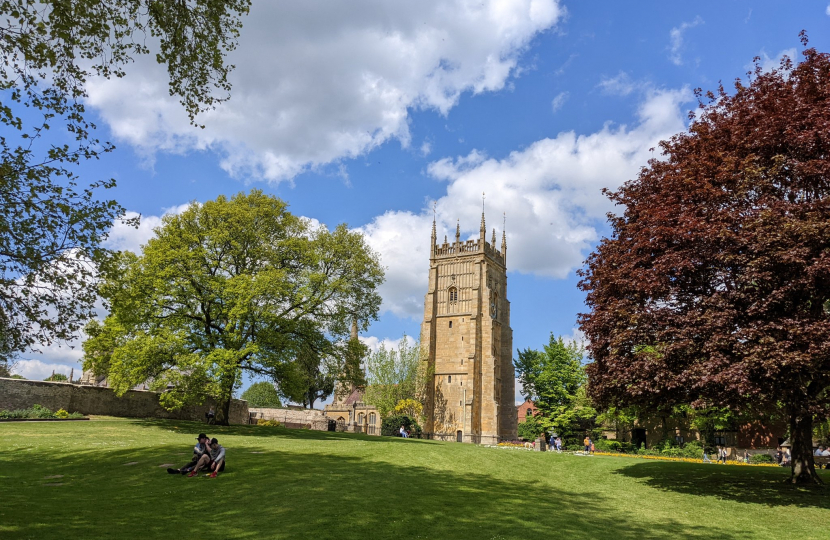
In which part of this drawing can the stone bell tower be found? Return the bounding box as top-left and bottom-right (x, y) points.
(420, 209), (516, 444)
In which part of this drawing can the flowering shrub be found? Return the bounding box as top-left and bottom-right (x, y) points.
(256, 419), (281, 427)
(593, 451), (779, 467)
(0, 404), (84, 419)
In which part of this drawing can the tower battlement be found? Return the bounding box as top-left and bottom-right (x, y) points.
(432, 240), (504, 264)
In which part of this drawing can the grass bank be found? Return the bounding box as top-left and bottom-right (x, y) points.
(1, 418), (827, 539)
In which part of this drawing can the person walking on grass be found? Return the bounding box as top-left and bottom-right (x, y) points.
(188, 437), (226, 478)
(702, 448), (712, 463)
(583, 436), (590, 453)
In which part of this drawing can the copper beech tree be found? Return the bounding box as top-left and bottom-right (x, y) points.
(579, 35), (830, 484)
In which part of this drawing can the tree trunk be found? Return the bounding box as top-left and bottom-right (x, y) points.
(218, 396), (232, 426)
(217, 372), (237, 426)
(789, 409), (821, 484)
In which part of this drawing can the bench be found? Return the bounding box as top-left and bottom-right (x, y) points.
(815, 455), (830, 469)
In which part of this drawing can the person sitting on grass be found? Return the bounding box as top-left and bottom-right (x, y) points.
(188, 437), (226, 478)
(168, 433), (210, 475)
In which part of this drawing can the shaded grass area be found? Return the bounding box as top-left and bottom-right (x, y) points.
(1, 418), (827, 540)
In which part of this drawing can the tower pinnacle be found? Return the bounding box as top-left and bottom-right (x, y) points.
(455, 219), (460, 244)
(501, 212), (507, 262)
(430, 202), (437, 255)
(480, 192), (486, 241)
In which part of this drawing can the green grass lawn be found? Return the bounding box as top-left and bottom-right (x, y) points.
(1, 418), (828, 540)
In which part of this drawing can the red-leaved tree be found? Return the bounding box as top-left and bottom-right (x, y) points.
(578, 34), (830, 484)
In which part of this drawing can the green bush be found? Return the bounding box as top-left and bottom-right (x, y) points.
(750, 453), (774, 464)
(256, 419), (281, 427)
(381, 415), (422, 437)
(0, 404), (84, 419)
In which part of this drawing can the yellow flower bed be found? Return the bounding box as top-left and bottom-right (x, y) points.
(592, 451), (779, 467)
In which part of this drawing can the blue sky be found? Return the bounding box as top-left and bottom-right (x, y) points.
(16, 1), (830, 404)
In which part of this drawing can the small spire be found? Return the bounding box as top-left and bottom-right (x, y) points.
(444, 234), (448, 244)
(491, 227), (496, 245)
(455, 219), (460, 244)
(350, 318), (358, 341)
(501, 211), (507, 260)
(432, 202), (437, 232)
(480, 192), (486, 238)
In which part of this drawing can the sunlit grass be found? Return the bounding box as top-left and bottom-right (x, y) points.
(1, 417), (828, 540)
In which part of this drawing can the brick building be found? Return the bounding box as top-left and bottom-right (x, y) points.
(516, 399), (539, 424)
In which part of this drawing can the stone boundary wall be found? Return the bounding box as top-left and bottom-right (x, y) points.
(249, 407), (329, 430)
(0, 377), (249, 425)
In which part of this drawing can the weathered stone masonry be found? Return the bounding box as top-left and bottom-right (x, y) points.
(420, 213), (517, 444)
(0, 377), (249, 424)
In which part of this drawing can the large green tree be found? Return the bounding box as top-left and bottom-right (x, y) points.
(82, 190), (384, 424)
(363, 335), (429, 419)
(579, 38), (830, 484)
(514, 334), (596, 437)
(0, 1), (249, 358)
(241, 382), (282, 408)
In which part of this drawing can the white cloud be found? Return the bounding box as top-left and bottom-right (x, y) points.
(747, 48), (797, 74)
(826, 4), (830, 16)
(668, 16), (703, 66)
(420, 140), (432, 157)
(598, 71), (640, 96)
(360, 87), (693, 318)
(85, 1), (565, 182)
(360, 334), (418, 355)
(104, 203), (193, 254)
(551, 91), (569, 112)
(13, 359), (79, 381)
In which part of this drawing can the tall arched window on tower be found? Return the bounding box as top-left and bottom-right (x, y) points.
(448, 286), (458, 304)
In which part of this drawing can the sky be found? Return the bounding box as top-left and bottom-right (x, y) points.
(14, 1), (830, 405)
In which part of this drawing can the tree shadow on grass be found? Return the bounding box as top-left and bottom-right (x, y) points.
(614, 461), (829, 509)
(3, 444), (732, 540)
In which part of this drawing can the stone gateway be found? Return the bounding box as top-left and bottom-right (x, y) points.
(420, 212), (517, 444)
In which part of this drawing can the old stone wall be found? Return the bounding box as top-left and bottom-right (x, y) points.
(0, 377), (249, 425)
(249, 407), (329, 430)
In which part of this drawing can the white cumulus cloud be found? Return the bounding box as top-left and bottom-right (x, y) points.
(747, 48), (797, 74)
(360, 87), (693, 318)
(104, 203), (193, 254)
(85, 0), (565, 182)
(360, 334), (419, 355)
(13, 359), (79, 381)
